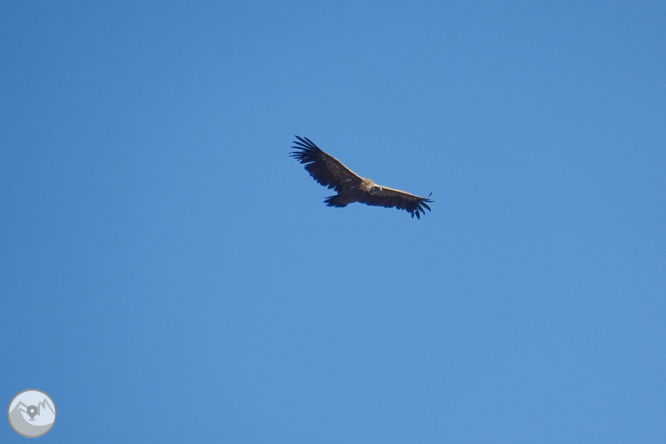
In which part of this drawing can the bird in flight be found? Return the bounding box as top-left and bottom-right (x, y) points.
(290, 136), (433, 218)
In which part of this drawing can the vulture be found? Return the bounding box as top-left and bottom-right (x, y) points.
(290, 136), (433, 218)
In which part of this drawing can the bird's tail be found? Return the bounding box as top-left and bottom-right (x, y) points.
(324, 195), (348, 207)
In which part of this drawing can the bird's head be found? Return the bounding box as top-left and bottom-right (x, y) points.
(370, 185), (383, 194)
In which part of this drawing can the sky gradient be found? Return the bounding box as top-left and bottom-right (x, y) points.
(2, 2), (665, 442)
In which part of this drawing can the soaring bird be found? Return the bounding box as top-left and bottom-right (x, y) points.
(290, 136), (433, 218)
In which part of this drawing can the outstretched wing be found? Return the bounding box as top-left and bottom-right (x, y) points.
(358, 187), (433, 219)
(290, 136), (363, 191)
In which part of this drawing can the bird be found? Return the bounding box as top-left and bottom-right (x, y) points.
(290, 136), (433, 218)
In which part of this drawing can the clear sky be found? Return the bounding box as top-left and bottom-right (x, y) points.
(2, 1), (665, 442)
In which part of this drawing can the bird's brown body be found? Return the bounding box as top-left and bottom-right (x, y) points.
(290, 136), (433, 218)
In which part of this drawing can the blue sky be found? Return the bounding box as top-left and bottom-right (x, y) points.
(1, 1), (665, 442)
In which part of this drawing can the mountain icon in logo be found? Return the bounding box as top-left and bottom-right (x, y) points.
(7, 389), (57, 438)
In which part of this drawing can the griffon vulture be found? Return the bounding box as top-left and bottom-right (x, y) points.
(290, 136), (433, 218)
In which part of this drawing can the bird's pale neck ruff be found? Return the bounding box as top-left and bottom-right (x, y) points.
(359, 178), (382, 194)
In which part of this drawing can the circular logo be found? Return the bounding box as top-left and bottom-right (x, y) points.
(7, 389), (57, 438)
